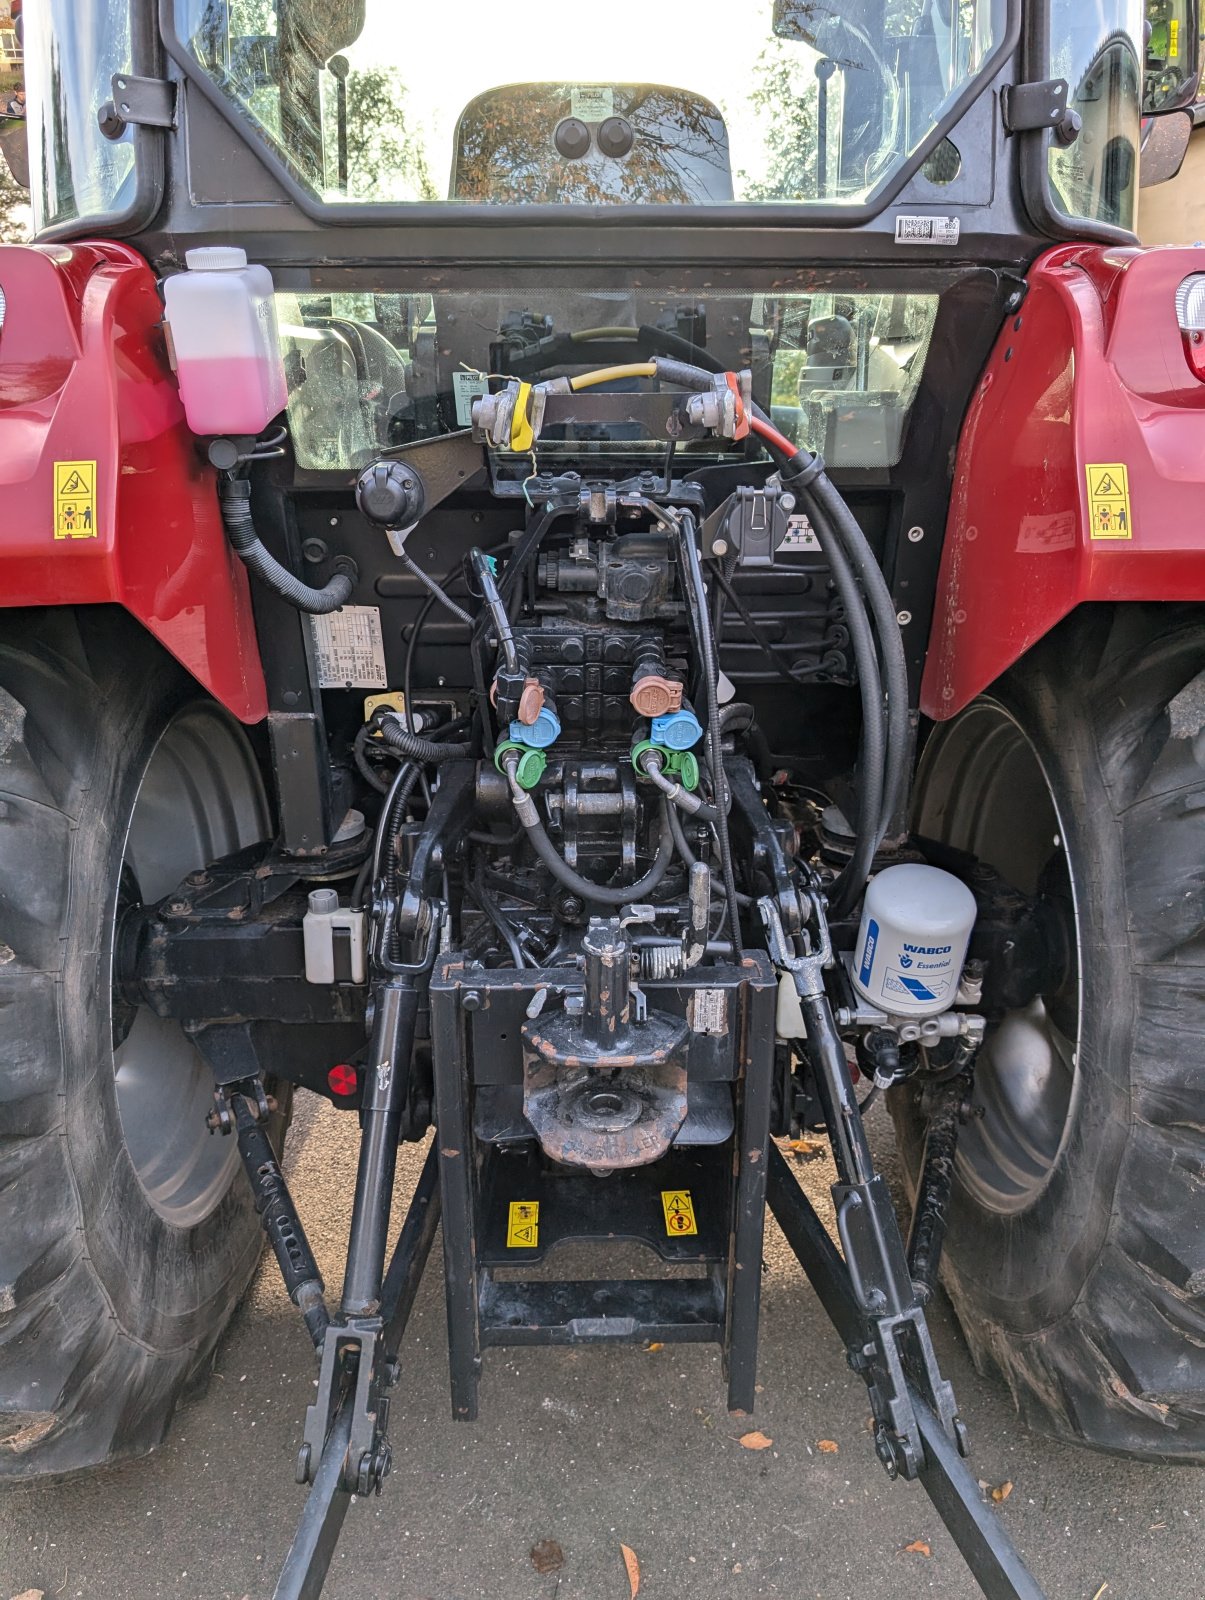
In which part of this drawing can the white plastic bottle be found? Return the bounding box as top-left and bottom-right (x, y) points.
(850, 863), (977, 1018)
(162, 246), (288, 436)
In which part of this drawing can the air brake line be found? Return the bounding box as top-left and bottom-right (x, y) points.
(567, 362), (657, 391)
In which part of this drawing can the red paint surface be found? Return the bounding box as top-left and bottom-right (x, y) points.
(922, 244), (1205, 720)
(0, 242), (267, 722)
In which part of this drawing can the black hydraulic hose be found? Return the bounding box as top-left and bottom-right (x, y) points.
(499, 500), (578, 619)
(378, 715), (472, 764)
(634, 355), (903, 907)
(709, 564), (829, 689)
(354, 722), (391, 795)
(816, 527), (885, 917)
(663, 803), (754, 910)
(470, 870), (528, 968)
(219, 479), (356, 614)
(470, 548), (518, 673)
(397, 548), (474, 625)
(717, 701), (773, 781)
(635, 746), (720, 823)
(803, 470), (910, 835)
(507, 782), (676, 907)
(675, 511), (744, 954)
(666, 800), (699, 866)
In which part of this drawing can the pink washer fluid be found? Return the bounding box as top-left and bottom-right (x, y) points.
(162, 246), (288, 437)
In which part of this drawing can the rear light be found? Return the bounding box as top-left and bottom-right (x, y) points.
(327, 1063), (358, 1097)
(1174, 274), (1205, 381)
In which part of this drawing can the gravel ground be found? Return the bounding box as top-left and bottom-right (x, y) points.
(1, 1097), (1201, 1600)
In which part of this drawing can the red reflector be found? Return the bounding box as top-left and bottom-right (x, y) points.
(327, 1063), (358, 1097)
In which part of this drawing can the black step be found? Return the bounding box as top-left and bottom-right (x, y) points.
(479, 1275), (723, 1346)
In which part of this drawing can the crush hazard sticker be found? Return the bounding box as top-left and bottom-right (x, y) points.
(1086, 463), (1133, 540)
(661, 1190), (698, 1237)
(506, 1200), (539, 1249)
(54, 460), (98, 540)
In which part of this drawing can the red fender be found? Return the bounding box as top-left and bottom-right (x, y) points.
(921, 243), (1205, 720)
(0, 241), (267, 722)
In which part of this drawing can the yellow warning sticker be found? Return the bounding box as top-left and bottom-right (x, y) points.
(661, 1189), (698, 1237)
(506, 1200), (539, 1249)
(54, 460), (98, 541)
(1085, 463), (1133, 541)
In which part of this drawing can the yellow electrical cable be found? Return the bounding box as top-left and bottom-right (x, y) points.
(569, 327), (642, 341)
(568, 363), (657, 392)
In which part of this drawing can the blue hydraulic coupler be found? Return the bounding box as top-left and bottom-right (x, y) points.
(650, 705), (703, 751)
(508, 704), (561, 749)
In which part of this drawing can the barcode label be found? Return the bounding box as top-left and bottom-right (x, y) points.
(452, 370), (488, 428)
(894, 214), (960, 246)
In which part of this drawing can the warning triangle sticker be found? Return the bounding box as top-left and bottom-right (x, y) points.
(1091, 469), (1119, 496)
(59, 470), (89, 495)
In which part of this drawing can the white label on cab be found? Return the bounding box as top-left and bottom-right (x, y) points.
(572, 86), (615, 121)
(894, 214), (960, 246)
(453, 370), (488, 428)
(308, 606), (388, 689)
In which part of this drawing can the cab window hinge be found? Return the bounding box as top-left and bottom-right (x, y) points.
(98, 73), (177, 140)
(1001, 77), (1070, 134)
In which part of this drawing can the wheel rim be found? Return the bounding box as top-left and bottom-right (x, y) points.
(112, 704), (269, 1227)
(912, 699), (1081, 1215)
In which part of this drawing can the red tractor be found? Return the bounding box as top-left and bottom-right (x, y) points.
(2, 3), (1203, 1596)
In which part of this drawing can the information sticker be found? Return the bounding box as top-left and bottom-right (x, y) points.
(307, 605), (388, 688)
(53, 460), (98, 540)
(452, 370), (488, 428)
(894, 214), (960, 246)
(507, 1200), (539, 1249)
(1085, 463), (1133, 540)
(661, 1190), (698, 1237)
(572, 86), (615, 121)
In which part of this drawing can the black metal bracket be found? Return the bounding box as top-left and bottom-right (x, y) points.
(98, 73), (177, 139)
(1001, 78), (1069, 134)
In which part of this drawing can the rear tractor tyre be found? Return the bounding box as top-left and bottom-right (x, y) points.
(892, 604), (1205, 1461)
(0, 609), (281, 1478)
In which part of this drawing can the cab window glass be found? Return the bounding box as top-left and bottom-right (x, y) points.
(275, 285), (939, 473)
(26, 0), (135, 230)
(176, 0), (1008, 209)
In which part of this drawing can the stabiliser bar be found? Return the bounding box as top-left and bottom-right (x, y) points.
(274, 1139), (442, 1600)
(766, 1145), (1045, 1600)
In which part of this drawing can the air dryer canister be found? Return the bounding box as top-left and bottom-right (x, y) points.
(851, 863), (977, 1018)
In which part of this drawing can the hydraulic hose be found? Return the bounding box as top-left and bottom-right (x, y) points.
(505, 768), (675, 907)
(635, 746), (720, 823)
(750, 414), (909, 843)
(674, 510), (745, 954)
(397, 548), (474, 626)
(470, 548), (519, 672)
(219, 479), (356, 614)
(807, 470), (911, 832)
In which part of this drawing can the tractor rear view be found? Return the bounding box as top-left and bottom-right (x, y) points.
(1, 3), (1204, 1596)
